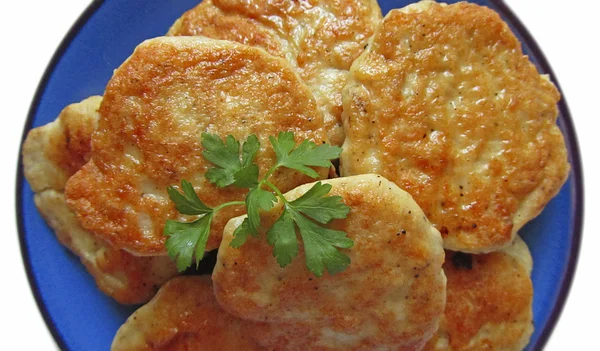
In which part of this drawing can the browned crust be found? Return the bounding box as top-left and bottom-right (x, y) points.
(23, 96), (102, 192)
(65, 37), (329, 255)
(340, 2), (570, 253)
(424, 238), (533, 350)
(167, 0), (289, 59)
(22, 97), (178, 304)
(168, 0), (383, 146)
(111, 276), (262, 351)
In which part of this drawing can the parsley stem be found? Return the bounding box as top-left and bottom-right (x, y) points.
(263, 180), (289, 205)
(262, 163), (281, 183)
(213, 201), (245, 212)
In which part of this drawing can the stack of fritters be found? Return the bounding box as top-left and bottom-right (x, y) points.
(23, 0), (569, 349)
(23, 96), (179, 304)
(168, 0), (383, 147)
(113, 175), (447, 350)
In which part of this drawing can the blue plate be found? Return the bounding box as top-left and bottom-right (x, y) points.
(16, 0), (584, 350)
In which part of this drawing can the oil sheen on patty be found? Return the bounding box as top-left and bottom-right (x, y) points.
(111, 276), (262, 351)
(22, 96), (178, 304)
(168, 0), (383, 146)
(340, 1), (570, 253)
(64, 36), (330, 256)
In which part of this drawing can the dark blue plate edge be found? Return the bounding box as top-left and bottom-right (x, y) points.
(15, 1), (105, 350)
(491, 1), (585, 350)
(13, 1), (584, 351)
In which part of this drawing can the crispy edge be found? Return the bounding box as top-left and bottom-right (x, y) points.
(111, 276), (262, 351)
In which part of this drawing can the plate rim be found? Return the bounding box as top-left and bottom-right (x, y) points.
(490, 1), (585, 349)
(15, 1), (105, 350)
(14, 1), (584, 350)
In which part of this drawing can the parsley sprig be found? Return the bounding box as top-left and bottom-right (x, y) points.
(164, 132), (352, 277)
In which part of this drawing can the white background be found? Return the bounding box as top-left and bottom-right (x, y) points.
(0, 1), (597, 349)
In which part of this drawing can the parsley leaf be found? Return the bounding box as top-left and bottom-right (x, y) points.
(202, 133), (259, 188)
(165, 132), (352, 276)
(164, 214), (213, 271)
(266, 210), (297, 267)
(269, 132), (342, 178)
(290, 182), (349, 223)
(166, 180), (213, 215)
(230, 218), (253, 248)
(266, 181), (353, 277)
(241, 134), (260, 167)
(246, 187), (277, 234)
(291, 211), (353, 277)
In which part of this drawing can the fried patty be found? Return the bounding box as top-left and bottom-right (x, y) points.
(168, 0), (383, 146)
(64, 37), (330, 256)
(424, 236), (534, 351)
(213, 174), (446, 350)
(22, 97), (178, 304)
(111, 276), (262, 351)
(339, 1), (570, 253)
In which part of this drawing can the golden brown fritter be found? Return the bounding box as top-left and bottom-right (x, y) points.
(213, 174), (446, 350)
(23, 96), (102, 193)
(168, 0), (290, 60)
(168, 0), (383, 146)
(340, 1), (570, 253)
(64, 37), (330, 256)
(111, 276), (262, 351)
(423, 237), (534, 351)
(22, 97), (178, 304)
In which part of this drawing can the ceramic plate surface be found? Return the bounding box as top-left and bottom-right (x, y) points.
(17, 0), (583, 350)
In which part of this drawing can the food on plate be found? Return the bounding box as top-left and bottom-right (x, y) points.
(23, 96), (102, 191)
(64, 36), (331, 256)
(31, 191), (179, 304)
(213, 174), (447, 350)
(167, 0), (289, 59)
(22, 97), (178, 304)
(423, 236), (534, 350)
(21, 1), (572, 349)
(168, 0), (383, 146)
(340, 0), (570, 253)
(111, 276), (262, 351)
(164, 132), (346, 273)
